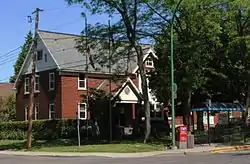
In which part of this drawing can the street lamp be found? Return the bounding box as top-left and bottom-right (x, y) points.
(170, 0), (183, 149)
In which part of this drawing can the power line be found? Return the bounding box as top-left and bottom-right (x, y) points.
(43, 4), (82, 12)
(0, 51), (19, 61)
(0, 47), (21, 59)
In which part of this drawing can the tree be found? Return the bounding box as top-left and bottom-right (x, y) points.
(9, 31), (33, 83)
(148, 0), (224, 124)
(0, 94), (16, 122)
(221, 0), (250, 120)
(66, 0), (154, 142)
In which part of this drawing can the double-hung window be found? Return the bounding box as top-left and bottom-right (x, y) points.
(78, 74), (86, 90)
(78, 103), (87, 120)
(24, 77), (30, 94)
(49, 73), (55, 91)
(37, 50), (43, 61)
(34, 75), (40, 92)
(49, 103), (55, 120)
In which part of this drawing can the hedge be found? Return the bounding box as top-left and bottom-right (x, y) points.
(0, 119), (94, 140)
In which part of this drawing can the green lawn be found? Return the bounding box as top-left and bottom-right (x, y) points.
(0, 140), (164, 153)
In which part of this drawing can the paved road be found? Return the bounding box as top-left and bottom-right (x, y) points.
(1, 151), (250, 164)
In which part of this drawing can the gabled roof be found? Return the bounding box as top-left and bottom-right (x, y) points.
(96, 77), (142, 101)
(38, 30), (154, 74)
(14, 30), (156, 89)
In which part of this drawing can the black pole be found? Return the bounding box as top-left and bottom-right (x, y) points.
(207, 109), (210, 145)
(206, 99), (211, 145)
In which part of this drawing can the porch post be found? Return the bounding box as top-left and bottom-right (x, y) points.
(132, 103), (136, 119)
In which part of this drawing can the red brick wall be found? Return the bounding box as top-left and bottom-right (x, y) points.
(60, 75), (103, 119)
(16, 69), (58, 121)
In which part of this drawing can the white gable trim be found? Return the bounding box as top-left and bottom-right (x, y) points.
(14, 33), (62, 89)
(132, 48), (157, 73)
(38, 32), (61, 69)
(112, 77), (141, 100)
(14, 41), (34, 89)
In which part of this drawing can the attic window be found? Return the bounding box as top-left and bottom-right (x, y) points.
(145, 58), (154, 68)
(37, 50), (43, 61)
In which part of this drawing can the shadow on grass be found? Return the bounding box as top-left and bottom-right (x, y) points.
(0, 141), (26, 150)
(0, 138), (165, 152)
(0, 139), (77, 151)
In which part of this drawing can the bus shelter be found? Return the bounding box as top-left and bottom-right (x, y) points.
(192, 102), (246, 144)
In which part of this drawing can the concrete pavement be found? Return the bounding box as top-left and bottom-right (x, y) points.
(0, 145), (214, 158)
(1, 144), (250, 158)
(1, 150), (250, 164)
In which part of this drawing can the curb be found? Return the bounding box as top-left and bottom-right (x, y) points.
(0, 151), (167, 158)
(211, 145), (250, 153)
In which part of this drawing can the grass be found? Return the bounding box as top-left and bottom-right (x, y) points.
(0, 140), (164, 153)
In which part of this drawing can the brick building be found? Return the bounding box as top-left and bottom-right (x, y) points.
(14, 30), (170, 127)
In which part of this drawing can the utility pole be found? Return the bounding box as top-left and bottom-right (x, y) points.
(108, 20), (112, 142)
(85, 15), (89, 141)
(170, 0), (183, 149)
(26, 8), (43, 149)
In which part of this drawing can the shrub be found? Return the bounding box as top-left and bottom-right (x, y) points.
(0, 119), (93, 140)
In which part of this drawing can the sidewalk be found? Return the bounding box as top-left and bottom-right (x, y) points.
(0, 144), (250, 158)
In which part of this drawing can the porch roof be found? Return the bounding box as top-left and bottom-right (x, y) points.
(192, 103), (246, 111)
(96, 78), (142, 102)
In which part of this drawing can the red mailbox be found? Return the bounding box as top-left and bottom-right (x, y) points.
(176, 126), (188, 143)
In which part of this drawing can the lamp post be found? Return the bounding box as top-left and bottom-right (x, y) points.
(170, 0), (183, 149)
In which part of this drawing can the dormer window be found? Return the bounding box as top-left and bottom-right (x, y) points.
(37, 50), (43, 61)
(145, 58), (154, 68)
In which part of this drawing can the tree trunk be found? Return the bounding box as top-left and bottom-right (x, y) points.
(135, 45), (151, 143)
(144, 101), (151, 143)
(183, 87), (192, 128)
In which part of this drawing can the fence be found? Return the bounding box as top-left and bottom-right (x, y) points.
(194, 123), (250, 145)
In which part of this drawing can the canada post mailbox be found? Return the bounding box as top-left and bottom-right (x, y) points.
(176, 126), (188, 149)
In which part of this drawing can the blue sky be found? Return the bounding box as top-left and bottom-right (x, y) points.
(0, 0), (114, 82)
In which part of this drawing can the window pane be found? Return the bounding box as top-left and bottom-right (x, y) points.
(50, 112), (55, 119)
(80, 111), (86, 119)
(79, 74), (85, 80)
(50, 82), (55, 89)
(80, 104), (86, 111)
(50, 104), (55, 112)
(37, 50), (43, 60)
(79, 80), (85, 88)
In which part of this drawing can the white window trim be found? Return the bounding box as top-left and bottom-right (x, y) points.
(78, 76), (87, 90)
(49, 103), (55, 120)
(145, 58), (154, 68)
(34, 105), (39, 120)
(25, 106), (28, 121)
(34, 75), (40, 93)
(24, 77), (30, 94)
(49, 72), (55, 91)
(36, 50), (43, 61)
(78, 103), (87, 120)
